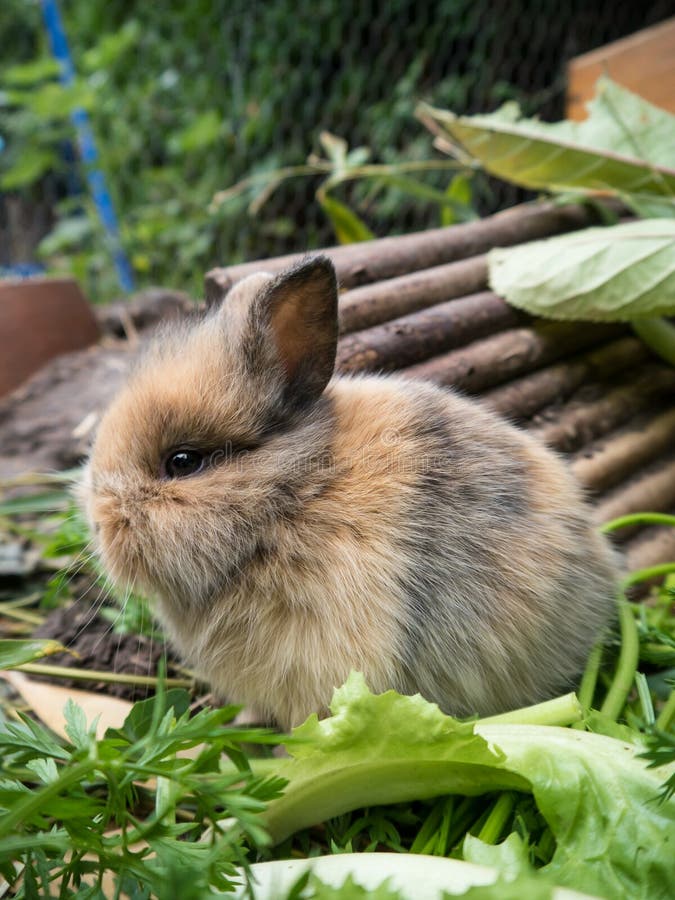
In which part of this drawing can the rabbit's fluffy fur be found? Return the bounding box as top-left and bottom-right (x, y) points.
(82, 256), (618, 729)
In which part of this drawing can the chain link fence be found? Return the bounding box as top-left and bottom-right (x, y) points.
(0, 0), (671, 299)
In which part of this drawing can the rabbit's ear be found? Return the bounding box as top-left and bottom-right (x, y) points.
(260, 256), (338, 405)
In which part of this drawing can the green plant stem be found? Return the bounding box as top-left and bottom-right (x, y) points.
(213, 158), (464, 210)
(1, 592), (42, 608)
(600, 601), (640, 722)
(538, 828), (556, 862)
(601, 513), (675, 533)
(635, 672), (655, 726)
(479, 692), (583, 727)
(434, 796), (454, 855)
(632, 318), (675, 367)
(0, 607), (44, 625)
(477, 792), (516, 844)
(16, 662), (193, 689)
(155, 775), (179, 826)
(447, 797), (483, 850)
(573, 643), (604, 729)
(410, 801), (446, 854)
(621, 563), (675, 589)
(656, 689), (675, 732)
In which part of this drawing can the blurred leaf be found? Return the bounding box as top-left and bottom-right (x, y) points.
(622, 194), (675, 219)
(631, 318), (675, 367)
(318, 193), (374, 244)
(421, 77), (675, 199)
(488, 219), (675, 321)
(81, 20), (141, 72)
(346, 146), (371, 168)
(0, 639), (67, 669)
(0, 491), (69, 516)
(375, 173), (441, 203)
(442, 173), (476, 226)
(0, 147), (57, 188)
(551, 193), (621, 225)
(2, 58), (61, 86)
(319, 131), (348, 171)
(169, 111), (222, 155)
(38, 217), (93, 255)
(370, 172), (476, 222)
(132, 252), (152, 272)
(7, 82), (95, 118)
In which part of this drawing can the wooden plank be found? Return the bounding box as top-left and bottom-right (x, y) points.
(567, 17), (675, 120)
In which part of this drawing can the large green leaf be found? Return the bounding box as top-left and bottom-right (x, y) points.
(263, 674), (675, 900)
(488, 219), (675, 321)
(420, 77), (675, 204)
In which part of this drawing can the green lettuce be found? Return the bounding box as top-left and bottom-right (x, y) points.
(232, 853), (597, 899)
(262, 674), (675, 900)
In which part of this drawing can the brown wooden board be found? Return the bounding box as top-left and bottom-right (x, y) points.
(567, 18), (675, 120)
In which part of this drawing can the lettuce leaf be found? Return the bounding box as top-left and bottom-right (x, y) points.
(264, 674), (675, 900)
(235, 854), (596, 899)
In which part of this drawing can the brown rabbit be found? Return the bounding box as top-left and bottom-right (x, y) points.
(81, 256), (618, 729)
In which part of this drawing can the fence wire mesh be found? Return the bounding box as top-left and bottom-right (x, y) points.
(0, 0), (672, 299)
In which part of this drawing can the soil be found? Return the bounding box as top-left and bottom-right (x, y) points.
(31, 587), (184, 703)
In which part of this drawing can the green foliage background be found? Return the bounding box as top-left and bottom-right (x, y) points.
(0, 0), (668, 300)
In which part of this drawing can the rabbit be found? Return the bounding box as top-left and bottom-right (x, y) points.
(80, 255), (618, 730)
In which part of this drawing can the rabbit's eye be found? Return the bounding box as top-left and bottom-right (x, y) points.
(163, 449), (205, 479)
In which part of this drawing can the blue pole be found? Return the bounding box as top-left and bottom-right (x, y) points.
(41, 0), (135, 293)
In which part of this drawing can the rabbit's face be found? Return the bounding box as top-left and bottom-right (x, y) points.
(82, 258), (338, 605)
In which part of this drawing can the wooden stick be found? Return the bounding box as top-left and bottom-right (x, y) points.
(400, 322), (624, 392)
(483, 337), (650, 420)
(572, 408), (675, 493)
(205, 200), (610, 300)
(336, 292), (522, 373)
(338, 255), (487, 334)
(594, 455), (675, 524)
(531, 366), (675, 453)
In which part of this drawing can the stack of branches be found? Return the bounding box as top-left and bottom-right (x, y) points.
(207, 201), (675, 574)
